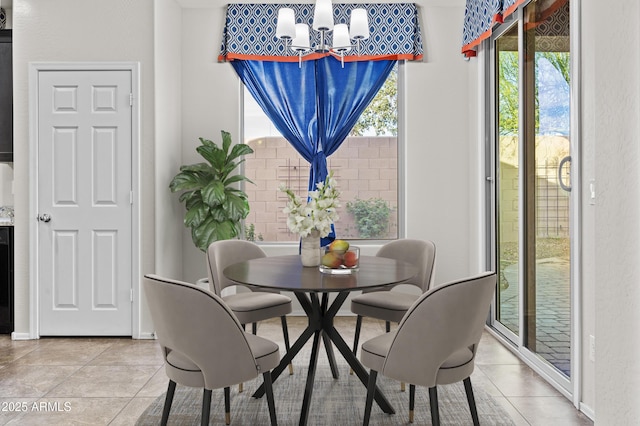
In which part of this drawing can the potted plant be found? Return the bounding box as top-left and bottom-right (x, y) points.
(170, 131), (254, 251)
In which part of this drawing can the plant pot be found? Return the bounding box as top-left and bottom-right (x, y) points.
(300, 230), (321, 267)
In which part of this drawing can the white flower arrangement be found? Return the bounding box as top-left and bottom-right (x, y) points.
(279, 172), (341, 238)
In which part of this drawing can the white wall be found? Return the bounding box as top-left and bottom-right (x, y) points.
(583, 0), (640, 423)
(405, 6), (481, 284)
(179, 5), (246, 283)
(12, 0), (157, 336)
(154, 0), (183, 281)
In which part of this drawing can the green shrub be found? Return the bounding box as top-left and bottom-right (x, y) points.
(346, 198), (392, 239)
(245, 223), (263, 242)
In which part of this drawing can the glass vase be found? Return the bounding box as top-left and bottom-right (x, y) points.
(300, 229), (321, 267)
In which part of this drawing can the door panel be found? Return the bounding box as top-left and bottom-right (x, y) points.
(38, 70), (132, 336)
(53, 231), (78, 308)
(524, 0), (572, 377)
(492, 0), (572, 383)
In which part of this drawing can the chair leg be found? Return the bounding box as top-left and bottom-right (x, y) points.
(409, 384), (415, 423)
(160, 380), (176, 426)
(202, 388), (212, 426)
(350, 315), (363, 375)
(464, 377), (480, 426)
(428, 386), (440, 426)
(224, 386), (231, 425)
(281, 315), (294, 375)
(363, 370), (378, 426)
(263, 371), (278, 426)
(238, 323), (248, 393)
(252, 322), (257, 335)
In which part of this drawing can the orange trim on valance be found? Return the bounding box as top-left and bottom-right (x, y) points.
(502, 0), (526, 19)
(218, 52), (423, 63)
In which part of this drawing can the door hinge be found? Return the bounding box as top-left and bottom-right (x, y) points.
(130, 289), (134, 302)
(130, 191), (134, 205)
(129, 93), (133, 106)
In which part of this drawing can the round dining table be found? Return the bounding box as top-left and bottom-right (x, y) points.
(223, 254), (418, 426)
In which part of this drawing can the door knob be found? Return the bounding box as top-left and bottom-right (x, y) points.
(37, 214), (52, 223)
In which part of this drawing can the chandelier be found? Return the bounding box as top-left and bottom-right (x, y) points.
(275, 0), (370, 66)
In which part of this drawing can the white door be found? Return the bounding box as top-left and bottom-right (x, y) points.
(37, 69), (133, 335)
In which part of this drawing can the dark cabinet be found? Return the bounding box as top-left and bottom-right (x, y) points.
(0, 226), (13, 334)
(0, 30), (12, 162)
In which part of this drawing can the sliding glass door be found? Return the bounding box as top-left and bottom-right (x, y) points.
(491, 0), (573, 385)
(523, 0), (572, 378)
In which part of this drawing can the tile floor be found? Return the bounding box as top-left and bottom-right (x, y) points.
(0, 317), (593, 425)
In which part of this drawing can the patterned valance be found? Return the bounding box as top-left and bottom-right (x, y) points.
(219, 3), (423, 62)
(461, 0), (566, 57)
(501, 0), (527, 19)
(461, 0), (502, 57)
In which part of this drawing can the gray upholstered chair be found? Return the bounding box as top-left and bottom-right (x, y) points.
(350, 239), (436, 390)
(143, 274), (279, 426)
(361, 272), (497, 426)
(207, 240), (293, 384)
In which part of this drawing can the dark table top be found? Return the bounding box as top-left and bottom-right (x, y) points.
(223, 254), (418, 293)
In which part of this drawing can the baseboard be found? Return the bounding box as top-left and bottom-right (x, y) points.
(11, 332), (34, 340)
(136, 332), (157, 340)
(11, 331), (159, 340)
(579, 403), (595, 421)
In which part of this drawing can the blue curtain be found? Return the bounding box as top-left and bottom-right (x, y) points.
(232, 57), (396, 244)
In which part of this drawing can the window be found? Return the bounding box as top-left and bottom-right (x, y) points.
(242, 63), (401, 242)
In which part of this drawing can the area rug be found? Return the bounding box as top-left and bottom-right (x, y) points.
(136, 349), (515, 426)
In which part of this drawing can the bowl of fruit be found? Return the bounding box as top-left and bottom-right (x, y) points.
(319, 239), (360, 274)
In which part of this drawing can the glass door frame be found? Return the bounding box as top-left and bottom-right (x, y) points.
(485, 17), (520, 347)
(483, 0), (582, 404)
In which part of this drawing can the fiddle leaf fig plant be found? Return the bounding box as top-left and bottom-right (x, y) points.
(170, 131), (254, 251)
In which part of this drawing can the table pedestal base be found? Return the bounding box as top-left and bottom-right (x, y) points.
(252, 291), (395, 426)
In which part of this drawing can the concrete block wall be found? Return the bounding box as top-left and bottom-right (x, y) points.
(244, 136), (398, 242)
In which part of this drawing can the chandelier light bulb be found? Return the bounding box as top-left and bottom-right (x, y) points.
(312, 0), (334, 32)
(350, 9), (370, 40)
(291, 23), (311, 51)
(332, 24), (351, 53)
(276, 8), (296, 40)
